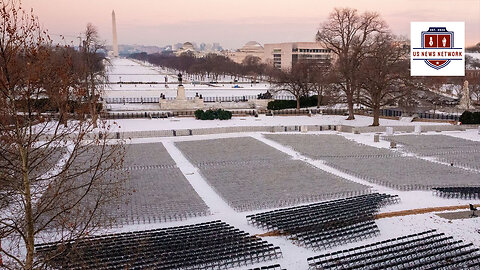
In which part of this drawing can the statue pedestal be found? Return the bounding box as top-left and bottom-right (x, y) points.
(177, 85), (186, 100)
(159, 98), (204, 110)
(159, 84), (204, 110)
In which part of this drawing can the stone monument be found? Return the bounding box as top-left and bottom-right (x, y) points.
(159, 73), (204, 110)
(112, 10), (119, 57)
(459, 80), (471, 110)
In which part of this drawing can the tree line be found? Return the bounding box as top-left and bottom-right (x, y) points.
(129, 51), (271, 82)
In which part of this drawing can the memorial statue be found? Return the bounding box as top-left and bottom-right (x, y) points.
(159, 72), (204, 109)
(178, 73), (183, 86)
(176, 73), (186, 100)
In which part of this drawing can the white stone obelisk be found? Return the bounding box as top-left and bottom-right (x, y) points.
(112, 10), (119, 57)
(459, 80), (471, 109)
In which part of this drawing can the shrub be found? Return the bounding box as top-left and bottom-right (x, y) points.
(459, 111), (480, 124)
(195, 109), (232, 120)
(217, 109), (232, 120)
(194, 109), (204, 119)
(267, 100), (296, 110)
(202, 110), (216, 120)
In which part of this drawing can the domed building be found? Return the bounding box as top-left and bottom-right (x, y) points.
(240, 41), (264, 53)
(226, 41), (265, 64)
(175, 42), (198, 56)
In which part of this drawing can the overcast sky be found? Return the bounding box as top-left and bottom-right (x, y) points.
(22, 0), (480, 49)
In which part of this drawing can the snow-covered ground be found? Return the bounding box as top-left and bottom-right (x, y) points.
(103, 87), (272, 99)
(22, 112), (477, 269)
(104, 58), (275, 99)
(84, 124), (480, 270)
(106, 114), (446, 133)
(33, 57), (476, 269)
(466, 52), (480, 69)
(131, 59), (265, 83)
(106, 58), (178, 83)
(7, 127), (473, 269)
(468, 52), (480, 61)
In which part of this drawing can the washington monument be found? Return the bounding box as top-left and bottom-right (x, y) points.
(112, 10), (119, 57)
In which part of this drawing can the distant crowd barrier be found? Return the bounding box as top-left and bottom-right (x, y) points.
(83, 123), (473, 140)
(101, 108), (347, 119)
(343, 125), (467, 134)
(102, 107), (461, 122)
(102, 110), (258, 119)
(379, 109), (460, 121)
(104, 95), (295, 104)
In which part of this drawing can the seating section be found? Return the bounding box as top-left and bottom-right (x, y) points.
(266, 134), (480, 190)
(112, 168), (210, 224)
(247, 264), (285, 270)
(433, 186), (480, 199)
(325, 156), (480, 190)
(247, 193), (399, 251)
(103, 143), (210, 225)
(385, 135), (480, 170)
(176, 137), (369, 211)
(35, 220), (282, 270)
(123, 143), (178, 167)
(435, 152), (480, 171)
(265, 134), (399, 159)
(307, 229), (480, 270)
(175, 136), (292, 165)
(384, 134), (480, 156)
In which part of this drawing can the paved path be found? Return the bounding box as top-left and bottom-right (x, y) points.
(376, 204), (480, 219)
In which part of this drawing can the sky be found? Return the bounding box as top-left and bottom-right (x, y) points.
(21, 0), (480, 49)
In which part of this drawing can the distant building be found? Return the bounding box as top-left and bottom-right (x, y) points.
(175, 42), (197, 56)
(226, 41), (265, 64)
(263, 42), (333, 70)
(174, 42), (224, 57)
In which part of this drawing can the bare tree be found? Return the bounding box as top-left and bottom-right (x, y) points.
(0, 2), (125, 269)
(466, 55), (480, 104)
(357, 34), (411, 126)
(242, 55), (266, 78)
(470, 75), (480, 103)
(270, 61), (317, 110)
(420, 76), (461, 114)
(129, 51), (268, 84)
(310, 63), (337, 108)
(317, 8), (387, 120)
(43, 47), (79, 127)
(79, 23), (107, 128)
